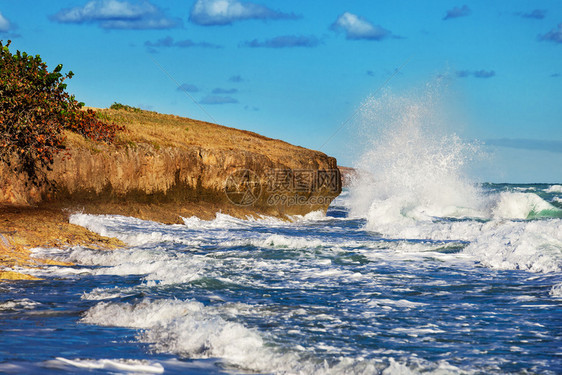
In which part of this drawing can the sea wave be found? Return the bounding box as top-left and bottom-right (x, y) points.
(464, 219), (562, 273)
(81, 298), (471, 375)
(347, 89), (562, 274)
(45, 357), (164, 373)
(0, 298), (41, 311)
(550, 283), (562, 298)
(492, 191), (562, 220)
(356, 204), (562, 274)
(544, 185), (562, 193)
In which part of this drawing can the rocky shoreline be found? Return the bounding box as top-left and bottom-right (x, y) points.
(0, 205), (124, 280)
(1, 107), (341, 280)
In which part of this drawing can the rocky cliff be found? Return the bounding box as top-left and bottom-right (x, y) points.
(1, 107), (340, 223)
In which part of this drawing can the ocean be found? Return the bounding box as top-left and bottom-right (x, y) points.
(1, 91), (562, 374)
(0, 182), (561, 374)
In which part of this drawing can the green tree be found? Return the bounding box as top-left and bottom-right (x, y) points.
(0, 40), (122, 185)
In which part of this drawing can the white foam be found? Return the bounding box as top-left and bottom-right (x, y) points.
(81, 287), (136, 301)
(69, 214), (202, 247)
(355, 203), (562, 274)
(260, 234), (325, 249)
(360, 189), (560, 234)
(82, 299), (204, 328)
(182, 212), (287, 230)
(30, 245), (207, 286)
(545, 185), (562, 193)
(344, 91), (562, 275)
(58, 199), (562, 280)
(0, 358), (221, 374)
(492, 192), (560, 220)
(182, 212), (255, 229)
(45, 357), (164, 373)
(464, 220), (562, 273)
(182, 210), (331, 231)
(346, 88), (562, 275)
(81, 298), (469, 375)
(70, 212), (337, 260)
(0, 298), (41, 311)
(288, 210), (328, 222)
(350, 175), (562, 274)
(81, 298), (289, 373)
(390, 326), (446, 336)
(550, 283), (562, 298)
(367, 298), (428, 309)
(30, 238), (370, 290)
(78, 247), (204, 286)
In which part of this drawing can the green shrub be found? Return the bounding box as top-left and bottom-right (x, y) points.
(0, 40), (123, 185)
(110, 102), (141, 112)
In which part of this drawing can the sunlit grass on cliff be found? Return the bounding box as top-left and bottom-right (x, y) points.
(68, 104), (328, 167)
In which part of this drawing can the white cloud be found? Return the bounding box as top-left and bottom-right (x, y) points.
(52, 0), (180, 29)
(56, 0), (146, 22)
(0, 11), (12, 32)
(331, 12), (390, 41)
(190, 0), (297, 26)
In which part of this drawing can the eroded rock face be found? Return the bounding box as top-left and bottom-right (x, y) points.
(1, 141), (340, 222)
(1, 108), (341, 222)
(0, 157), (43, 206)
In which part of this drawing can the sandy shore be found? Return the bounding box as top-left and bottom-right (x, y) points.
(0, 205), (124, 280)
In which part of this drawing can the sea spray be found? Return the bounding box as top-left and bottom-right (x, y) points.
(345, 88), (562, 274)
(349, 88), (485, 228)
(348, 87), (562, 227)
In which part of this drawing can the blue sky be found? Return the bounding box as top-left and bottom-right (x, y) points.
(1, 0), (561, 182)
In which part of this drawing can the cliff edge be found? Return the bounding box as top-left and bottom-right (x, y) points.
(1, 107), (341, 224)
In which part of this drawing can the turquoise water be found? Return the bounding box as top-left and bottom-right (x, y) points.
(1, 183), (561, 374)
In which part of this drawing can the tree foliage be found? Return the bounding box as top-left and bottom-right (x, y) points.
(110, 102), (142, 112)
(0, 40), (123, 185)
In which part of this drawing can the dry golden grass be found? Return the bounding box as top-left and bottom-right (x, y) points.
(72, 107), (321, 162)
